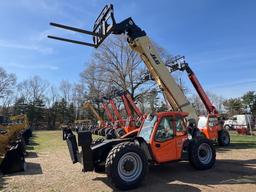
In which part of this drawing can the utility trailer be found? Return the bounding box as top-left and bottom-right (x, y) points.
(49, 4), (216, 190)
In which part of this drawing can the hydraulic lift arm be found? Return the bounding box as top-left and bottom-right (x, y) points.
(124, 93), (144, 118)
(121, 95), (132, 117)
(102, 103), (115, 123)
(48, 4), (198, 121)
(167, 57), (218, 115)
(108, 99), (123, 122)
(114, 90), (143, 118)
(83, 102), (104, 125)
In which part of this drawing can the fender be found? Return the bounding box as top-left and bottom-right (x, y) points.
(121, 129), (139, 138)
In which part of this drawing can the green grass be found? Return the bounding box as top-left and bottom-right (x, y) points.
(28, 130), (103, 152)
(28, 130), (65, 152)
(230, 131), (256, 148)
(27, 130), (256, 154)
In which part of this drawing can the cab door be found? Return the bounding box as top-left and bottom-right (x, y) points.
(150, 116), (178, 163)
(175, 115), (189, 159)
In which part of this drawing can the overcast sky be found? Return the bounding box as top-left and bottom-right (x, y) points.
(0, 0), (255, 98)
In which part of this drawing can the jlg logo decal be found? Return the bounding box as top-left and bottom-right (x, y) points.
(150, 53), (160, 65)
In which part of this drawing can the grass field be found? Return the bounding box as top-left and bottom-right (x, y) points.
(29, 131), (256, 152)
(228, 131), (256, 148)
(1, 130), (256, 192)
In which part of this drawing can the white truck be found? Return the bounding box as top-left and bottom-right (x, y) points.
(224, 114), (254, 130)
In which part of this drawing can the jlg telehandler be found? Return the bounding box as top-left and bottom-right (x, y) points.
(166, 56), (230, 146)
(49, 4), (216, 190)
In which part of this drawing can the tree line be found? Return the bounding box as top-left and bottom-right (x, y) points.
(0, 36), (255, 129)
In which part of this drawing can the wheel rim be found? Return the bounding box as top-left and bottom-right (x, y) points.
(198, 143), (212, 164)
(117, 152), (143, 182)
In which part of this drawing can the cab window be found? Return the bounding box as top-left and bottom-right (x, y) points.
(154, 117), (174, 142)
(208, 116), (218, 127)
(176, 116), (186, 132)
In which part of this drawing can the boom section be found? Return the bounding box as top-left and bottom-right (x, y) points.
(109, 99), (123, 121)
(128, 36), (198, 120)
(83, 102), (104, 125)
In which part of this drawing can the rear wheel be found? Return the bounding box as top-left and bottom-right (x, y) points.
(189, 138), (216, 170)
(218, 129), (230, 146)
(105, 142), (148, 190)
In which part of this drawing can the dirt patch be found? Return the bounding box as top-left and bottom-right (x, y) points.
(1, 131), (256, 192)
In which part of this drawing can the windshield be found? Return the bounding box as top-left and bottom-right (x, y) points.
(208, 116), (218, 127)
(138, 114), (157, 142)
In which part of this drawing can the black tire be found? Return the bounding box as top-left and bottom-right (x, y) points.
(218, 129), (230, 146)
(101, 128), (106, 136)
(189, 138), (216, 170)
(224, 125), (230, 130)
(106, 129), (116, 139)
(98, 128), (104, 136)
(91, 129), (96, 134)
(94, 129), (99, 135)
(115, 128), (126, 138)
(105, 128), (111, 136)
(105, 142), (148, 190)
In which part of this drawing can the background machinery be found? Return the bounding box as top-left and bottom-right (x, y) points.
(166, 56), (230, 146)
(0, 114), (32, 174)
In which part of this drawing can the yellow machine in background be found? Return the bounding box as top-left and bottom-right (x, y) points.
(0, 114), (31, 174)
(0, 114), (28, 155)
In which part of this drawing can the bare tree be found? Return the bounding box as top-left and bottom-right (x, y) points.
(81, 63), (108, 99)
(59, 80), (72, 103)
(207, 92), (225, 113)
(189, 93), (206, 115)
(17, 76), (49, 102)
(72, 83), (87, 119)
(81, 36), (149, 99)
(189, 91), (225, 115)
(0, 67), (16, 100)
(46, 85), (59, 107)
(0, 91), (15, 115)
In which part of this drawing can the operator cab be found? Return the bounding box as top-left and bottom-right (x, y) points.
(138, 112), (189, 163)
(198, 115), (219, 139)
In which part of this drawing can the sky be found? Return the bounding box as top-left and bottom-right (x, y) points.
(0, 0), (255, 98)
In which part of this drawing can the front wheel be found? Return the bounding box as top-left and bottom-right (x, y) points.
(218, 129), (230, 146)
(105, 142), (148, 190)
(189, 138), (216, 170)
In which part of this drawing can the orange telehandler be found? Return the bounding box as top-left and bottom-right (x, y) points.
(49, 4), (216, 190)
(93, 91), (145, 138)
(165, 56), (230, 146)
